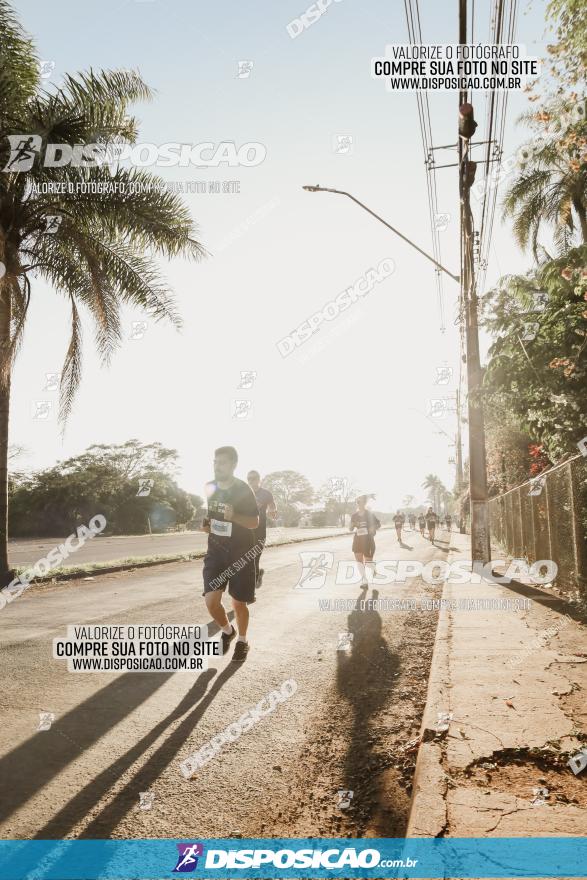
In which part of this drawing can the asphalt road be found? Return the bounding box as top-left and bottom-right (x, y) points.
(0, 527), (452, 847)
(7, 527), (347, 568)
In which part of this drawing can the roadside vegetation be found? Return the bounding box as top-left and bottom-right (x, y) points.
(480, 0), (587, 491)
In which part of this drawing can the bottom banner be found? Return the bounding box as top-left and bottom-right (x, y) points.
(0, 838), (586, 879)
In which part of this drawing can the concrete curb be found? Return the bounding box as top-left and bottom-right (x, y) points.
(406, 552), (453, 837)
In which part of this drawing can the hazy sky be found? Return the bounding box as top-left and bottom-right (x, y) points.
(12, 0), (549, 510)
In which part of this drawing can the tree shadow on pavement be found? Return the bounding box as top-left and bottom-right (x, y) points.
(34, 662), (240, 841)
(434, 536), (455, 550)
(335, 587), (401, 831)
(489, 574), (586, 622)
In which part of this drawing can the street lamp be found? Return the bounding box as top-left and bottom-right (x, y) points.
(302, 185), (460, 284)
(303, 183), (488, 562)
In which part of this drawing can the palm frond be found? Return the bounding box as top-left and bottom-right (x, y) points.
(0, 3), (207, 426)
(59, 293), (83, 425)
(0, 0), (39, 120)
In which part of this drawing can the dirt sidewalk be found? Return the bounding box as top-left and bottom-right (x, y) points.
(407, 532), (587, 837)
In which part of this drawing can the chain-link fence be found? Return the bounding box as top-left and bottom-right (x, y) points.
(488, 454), (587, 597)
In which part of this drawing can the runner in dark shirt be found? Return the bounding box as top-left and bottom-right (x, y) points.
(201, 446), (259, 663)
(247, 470), (277, 588)
(425, 507), (438, 544)
(393, 510), (406, 542)
(408, 513), (417, 532)
(350, 495), (380, 587)
(418, 513), (426, 535)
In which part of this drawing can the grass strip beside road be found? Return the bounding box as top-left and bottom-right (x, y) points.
(13, 528), (356, 587)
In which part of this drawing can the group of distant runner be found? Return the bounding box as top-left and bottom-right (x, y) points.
(350, 501), (452, 581)
(199, 445), (454, 663)
(391, 509), (453, 543)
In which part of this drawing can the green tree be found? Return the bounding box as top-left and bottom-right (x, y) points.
(9, 441), (198, 536)
(264, 470), (314, 527)
(69, 440), (180, 487)
(317, 478), (357, 526)
(0, 3), (205, 580)
(440, 488), (453, 513)
(545, 0), (587, 88)
(481, 245), (587, 462)
(503, 98), (587, 257)
(503, 0), (587, 257)
(484, 409), (536, 495)
(421, 474), (445, 511)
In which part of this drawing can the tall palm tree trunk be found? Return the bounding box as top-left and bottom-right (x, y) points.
(572, 197), (587, 243)
(0, 267), (12, 585)
(0, 380), (10, 584)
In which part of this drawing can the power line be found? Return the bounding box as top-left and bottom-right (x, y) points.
(403, 0), (447, 332)
(475, 0), (519, 298)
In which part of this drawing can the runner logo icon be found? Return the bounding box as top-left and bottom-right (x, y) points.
(173, 843), (204, 872)
(296, 551), (334, 589)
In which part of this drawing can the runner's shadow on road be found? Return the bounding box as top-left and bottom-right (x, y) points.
(0, 668), (176, 826)
(399, 541), (413, 550)
(0, 610), (237, 830)
(335, 588), (400, 829)
(33, 662), (240, 842)
(435, 539), (456, 551)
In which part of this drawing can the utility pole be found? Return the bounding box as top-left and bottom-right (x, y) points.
(458, 0), (491, 563)
(455, 389), (464, 493)
(455, 388), (466, 533)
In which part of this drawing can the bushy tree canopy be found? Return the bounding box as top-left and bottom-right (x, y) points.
(9, 441), (201, 536)
(481, 245), (587, 463)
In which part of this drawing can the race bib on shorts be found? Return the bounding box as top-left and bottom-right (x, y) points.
(356, 527), (368, 536)
(210, 518), (232, 537)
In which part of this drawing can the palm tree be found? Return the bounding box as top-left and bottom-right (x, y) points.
(440, 487), (453, 515)
(421, 474), (444, 512)
(503, 107), (587, 258)
(0, 2), (205, 583)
